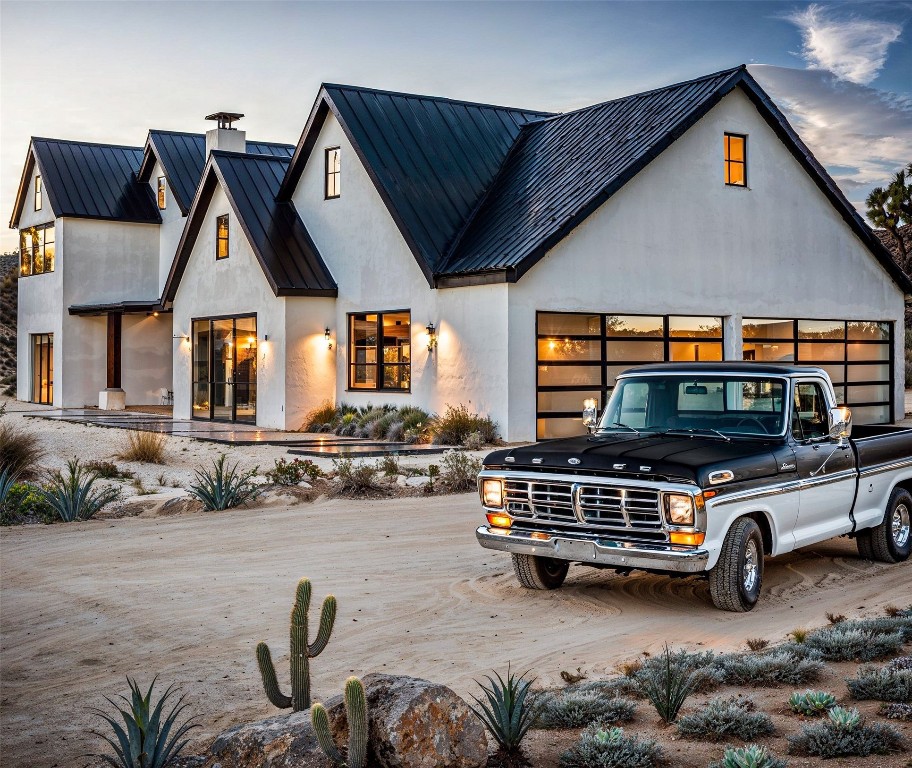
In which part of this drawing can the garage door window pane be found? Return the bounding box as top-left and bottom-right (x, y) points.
(606, 340), (664, 361)
(538, 313), (600, 335)
(798, 342), (844, 361)
(669, 316), (722, 337)
(670, 341), (722, 361)
(846, 384), (890, 403)
(538, 365), (601, 387)
(812, 364), (846, 385)
(538, 339), (601, 361)
(798, 320), (844, 339)
(743, 342), (794, 362)
(606, 315), (663, 337)
(852, 405), (891, 423)
(743, 319), (794, 339)
(847, 363), (890, 382)
(847, 322), (889, 341)
(537, 417), (586, 439)
(847, 343), (889, 362)
(538, 390), (601, 412)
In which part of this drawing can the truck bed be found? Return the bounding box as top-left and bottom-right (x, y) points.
(853, 424), (912, 469)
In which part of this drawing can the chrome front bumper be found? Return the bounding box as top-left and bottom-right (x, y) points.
(476, 526), (709, 573)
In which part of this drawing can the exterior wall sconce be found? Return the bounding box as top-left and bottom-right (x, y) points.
(172, 333), (190, 342)
(426, 322), (438, 352)
(325, 327), (333, 350)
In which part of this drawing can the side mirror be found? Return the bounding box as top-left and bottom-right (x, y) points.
(828, 406), (852, 446)
(582, 399), (599, 432)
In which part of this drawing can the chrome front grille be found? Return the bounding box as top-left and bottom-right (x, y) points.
(503, 478), (665, 539)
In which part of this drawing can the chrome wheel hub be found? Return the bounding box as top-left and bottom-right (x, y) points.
(743, 539), (759, 593)
(892, 503), (910, 548)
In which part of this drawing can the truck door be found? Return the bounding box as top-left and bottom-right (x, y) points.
(792, 379), (856, 549)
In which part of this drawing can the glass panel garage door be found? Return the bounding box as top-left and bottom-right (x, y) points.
(742, 318), (892, 423)
(537, 313), (723, 439)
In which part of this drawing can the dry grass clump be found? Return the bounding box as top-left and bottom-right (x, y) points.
(119, 430), (167, 464)
(0, 409), (45, 479)
(825, 612), (846, 624)
(745, 638), (769, 652)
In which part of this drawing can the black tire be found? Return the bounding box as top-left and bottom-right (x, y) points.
(511, 553), (569, 590)
(861, 487), (912, 564)
(708, 517), (764, 612)
(856, 529), (876, 560)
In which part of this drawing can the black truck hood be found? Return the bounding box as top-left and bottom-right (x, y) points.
(484, 434), (785, 487)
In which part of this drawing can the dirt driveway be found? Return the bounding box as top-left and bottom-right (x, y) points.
(2, 494), (910, 767)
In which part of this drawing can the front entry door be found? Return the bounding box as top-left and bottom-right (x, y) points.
(31, 333), (53, 404)
(792, 379), (856, 548)
(192, 316), (257, 423)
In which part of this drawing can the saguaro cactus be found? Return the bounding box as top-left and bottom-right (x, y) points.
(312, 676), (368, 768)
(256, 577), (337, 711)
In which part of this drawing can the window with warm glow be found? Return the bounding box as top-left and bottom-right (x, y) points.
(216, 214), (229, 260)
(325, 147), (341, 199)
(157, 176), (167, 209)
(349, 311), (410, 391)
(724, 133), (747, 186)
(34, 175), (42, 211)
(19, 223), (55, 277)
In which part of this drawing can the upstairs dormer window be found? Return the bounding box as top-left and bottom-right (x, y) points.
(724, 133), (747, 187)
(157, 176), (167, 209)
(216, 214), (229, 260)
(325, 147), (341, 199)
(34, 175), (42, 210)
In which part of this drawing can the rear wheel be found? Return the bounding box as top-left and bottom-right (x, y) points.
(512, 553), (569, 589)
(857, 487), (912, 564)
(708, 517), (764, 612)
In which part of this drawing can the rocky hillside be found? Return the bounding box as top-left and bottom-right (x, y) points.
(1, 252), (17, 394)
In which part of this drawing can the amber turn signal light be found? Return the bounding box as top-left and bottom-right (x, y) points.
(670, 531), (705, 546)
(486, 513), (512, 529)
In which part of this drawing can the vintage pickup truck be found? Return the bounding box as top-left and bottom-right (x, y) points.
(476, 363), (912, 611)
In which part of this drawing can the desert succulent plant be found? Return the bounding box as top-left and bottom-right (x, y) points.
(256, 578), (337, 711)
(311, 676), (368, 768)
(788, 690), (837, 716)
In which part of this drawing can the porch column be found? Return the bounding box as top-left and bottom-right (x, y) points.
(99, 312), (126, 410)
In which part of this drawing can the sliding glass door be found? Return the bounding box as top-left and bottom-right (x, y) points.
(192, 315), (256, 423)
(31, 333), (53, 405)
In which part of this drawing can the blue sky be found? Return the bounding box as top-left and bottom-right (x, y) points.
(1, 0), (910, 252)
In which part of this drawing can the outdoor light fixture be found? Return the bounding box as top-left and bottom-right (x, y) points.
(426, 322), (437, 351)
(172, 333), (190, 342)
(325, 327), (333, 350)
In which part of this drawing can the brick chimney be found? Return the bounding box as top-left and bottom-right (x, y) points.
(205, 112), (246, 155)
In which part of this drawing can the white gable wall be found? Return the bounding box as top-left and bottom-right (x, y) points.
(291, 110), (512, 432)
(507, 87), (905, 440)
(148, 159), (187, 295)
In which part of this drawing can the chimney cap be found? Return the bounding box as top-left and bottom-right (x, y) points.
(205, 112), (244, 130)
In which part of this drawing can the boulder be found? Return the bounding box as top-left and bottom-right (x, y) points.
(209, 674), (486, 768)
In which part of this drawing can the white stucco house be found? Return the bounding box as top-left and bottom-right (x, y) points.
(10, 66), (910, 441)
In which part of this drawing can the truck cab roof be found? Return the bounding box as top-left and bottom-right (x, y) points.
(619, 362), (831, 378)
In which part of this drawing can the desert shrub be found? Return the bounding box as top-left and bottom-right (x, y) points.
(880, 702), (912, 721)
(846, 664), (912, 703)
(789, 628), (808, 644)
(804, 626), (904, 661)
(888, 655), (912, 671)
(400, 407), (430, 443)
(376, 454), (402, 477)
(0, 481), (57, 524)
(707, 744), (788, 768)
(560, 726), (662, 768)
(637, 648), (722, 693)
(469, 666), (539, 764)
(304, 400), (339, 432)
(825, 612), (846, 624)
(537, 690), (636, 729)
(787, 706), (903, 758)
(331, 457), (386, 496)
(788, 690), (837, 716)
(635, 645), (706, 723)
(745, 638), (769, 652)
(843, 614), (912, 641)
(39, 459), (120, 522)
(0, 418), (45, 479)
(430, 403), (498, 445)
(677, 695), (774, 742)
(119, 430), (167, 464)
(884, 604), (902, 617)
(438, 450), (482, 492)
(463, 430), (486, 450)
(84, 459), (133, 479)
(718, 651), (825, 687)
(265, 458), (322, 486)
(573, 678), (643, 699)
(187, 454), (262, 511)
(90, 677), (198, 768)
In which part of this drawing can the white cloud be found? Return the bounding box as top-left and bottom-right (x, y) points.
(784, 4), (902, 85)
(749, 65), (912, 216)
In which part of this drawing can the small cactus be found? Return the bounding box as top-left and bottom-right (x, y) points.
(312, 676), (369, 768)
(256, 578), (337, 711)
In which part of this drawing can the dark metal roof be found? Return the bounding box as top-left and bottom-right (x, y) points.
(10, 138), (160, 228)
(137, 131), (294, 215)
(163, 151), (336, 301)
(278, 84), (552, 284)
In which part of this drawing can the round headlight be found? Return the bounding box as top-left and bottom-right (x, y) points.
(665, 494), (695, 526)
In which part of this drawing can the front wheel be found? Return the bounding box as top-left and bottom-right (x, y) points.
(708, 517), (764, 612)
(511, 553), (569, 589)
(856, 487), (912, 564)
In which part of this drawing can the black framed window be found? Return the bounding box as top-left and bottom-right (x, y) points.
(31, 333), (53, 405)
(325, 147), (341, 199)
(19, 223), (55, 277)
(34, 175), (42, 210)
(724, 133), (746, 186)
(191, 314), (257, 423)
(216, 214), (229, 260)
(743, 318), (893, 424)
(349, 311), (410, 391)
(157, 176), (167, 209)
(536, 312), (724, 438)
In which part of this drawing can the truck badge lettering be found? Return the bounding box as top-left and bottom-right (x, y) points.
(568, 458), (581, 465)
(780, 462), (796, 471)
(613, 463), (625, 470)
(532, 458), (543, 464)
(640, 465), (652, 472)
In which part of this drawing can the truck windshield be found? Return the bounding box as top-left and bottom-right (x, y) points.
(598, 376), (787, 438)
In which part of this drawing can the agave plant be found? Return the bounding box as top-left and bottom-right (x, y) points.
(636, 644), (704, 723)
(90, 677), (199, 768)
(827, 705), (861, 730)
(187, 454), (262, 511)
(719, 743), (787, 768)
(40, 459), (120, 522)
(468, 665), (539, 764)
(0, 466), (16, 506)
(789, 689), (837, 716)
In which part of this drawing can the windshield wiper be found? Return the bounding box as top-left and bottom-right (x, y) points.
(660, 427), (731, 442)
(597, 422), (642, 436)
